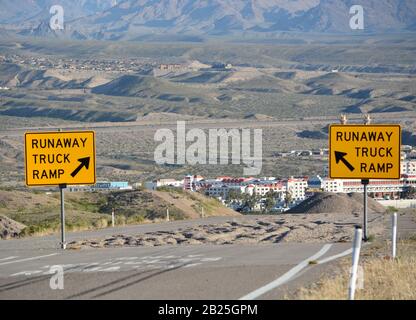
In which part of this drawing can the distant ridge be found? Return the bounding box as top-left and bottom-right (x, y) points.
(2, 0), (416, 40)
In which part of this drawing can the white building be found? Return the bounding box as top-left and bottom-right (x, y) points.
(145, 178), (183, 190)
(403, 175), (416, 189)
(253, 183), (286, 199)
(342, 179), (403, 199)
(308, 170), (416, 199)
(216, 177), (255, 187)
(205, 185), (246, 199)
(286, 178), (308, 201)
(183, 175), (204, 191)
(401, 160), (416, 175)
(322, 179), (343, 193)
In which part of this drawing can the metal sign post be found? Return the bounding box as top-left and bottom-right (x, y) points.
(330, 117), (401, 243)
(59, 184), (67, 249)
(329, 124), (401, 180)
(24, 130), (96, 250)
(361, 179), (369, 241)
(362, 116), (369, 242)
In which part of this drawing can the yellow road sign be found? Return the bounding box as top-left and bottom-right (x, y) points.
(25, 131), (96, 186)
(329, 124), (401, 179)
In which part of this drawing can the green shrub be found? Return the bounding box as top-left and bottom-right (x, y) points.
(93, 218), (108, 229)
(367, 234), (376, 242)
(126, 214), (145, 224)
(386, 206), (398, 213)
(157, 186), (184, 194)
(115, 215), (127, 226)
(169, 209), (186, 221)
(66, 216), (93, 231)
(20, 221), (60, 236)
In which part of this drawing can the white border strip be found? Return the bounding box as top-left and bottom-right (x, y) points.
(239, 244), (332, 300)
(0, 256), (18, 262)
(317, 248), (352, 265)
(0, 253), (58, 266)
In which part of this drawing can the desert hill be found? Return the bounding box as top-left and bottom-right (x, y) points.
(288, 192), (386, 214)
(0, 188), (238, 238)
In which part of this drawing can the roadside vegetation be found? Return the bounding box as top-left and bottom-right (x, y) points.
(292, 236), (416, 300)
(157, 186), (233, 217)
(0, 186), (237, 238)
(0, 189), (178, 237)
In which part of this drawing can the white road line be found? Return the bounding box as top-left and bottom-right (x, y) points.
(317, 248), (352, 265)
(0, 256), (18, 262)
(0, 253), (59, 266)
(239, 244), (333, 300)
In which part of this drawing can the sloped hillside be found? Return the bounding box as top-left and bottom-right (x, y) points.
(0, 188), (238, 238)
(92, 75), (177, 97)
(92, 74), (216, 103)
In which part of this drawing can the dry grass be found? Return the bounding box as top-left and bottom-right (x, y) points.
(294, 239), (416, 300)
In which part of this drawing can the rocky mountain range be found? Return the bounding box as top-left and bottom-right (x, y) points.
(1, 0), (416, 40)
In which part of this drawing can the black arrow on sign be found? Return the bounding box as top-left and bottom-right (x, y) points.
(70, 157), (90, 177)
(334, 151), (355, 172)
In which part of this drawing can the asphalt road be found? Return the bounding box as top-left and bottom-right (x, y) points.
(1, 114), (414, 137)
(0, 217), (356, 300)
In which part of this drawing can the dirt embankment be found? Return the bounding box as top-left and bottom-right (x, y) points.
(151, 189), (239, 219)
(0, 215), (26, 239)
(287, 192), (386, 214)
(68, 191), (388, 249)
(68, 211), (387, 249)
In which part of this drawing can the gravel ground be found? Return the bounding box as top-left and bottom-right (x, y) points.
(68, 212), (387, 249)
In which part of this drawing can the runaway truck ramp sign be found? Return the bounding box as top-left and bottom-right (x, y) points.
(25, 131), (96, 186)
(329, 124), (401, 180)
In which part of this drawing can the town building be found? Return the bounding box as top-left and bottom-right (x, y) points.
(307, 175), (343, 193)
(183, 175), (204, 191)
(69, 181), (132, 192)
(341, 180), (403, 199)
(402, 160), (416, 174)
(144, 178), (184, 190)
(285, 177), (308, 201)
